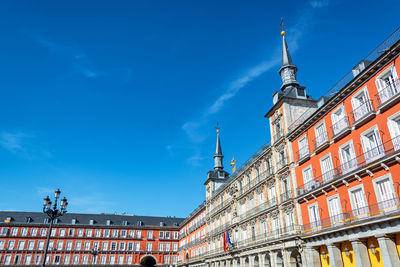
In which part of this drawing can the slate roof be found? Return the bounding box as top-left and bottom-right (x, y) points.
(0, 211), (184, 228)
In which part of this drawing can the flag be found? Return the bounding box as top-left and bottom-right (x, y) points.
(226, 230), (234, 248)
(223, 231), (228, 252)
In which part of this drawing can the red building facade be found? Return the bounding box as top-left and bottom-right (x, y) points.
(288, 28), (400, 266)
(0, 211), (182, 266)
(178, 202), (206, 267)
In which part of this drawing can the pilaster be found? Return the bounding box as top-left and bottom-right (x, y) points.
(350, 239), (371, 267)
(327, 243), (343, 267)
(376, 234), (400, 267)
(304, 247), (321, 267)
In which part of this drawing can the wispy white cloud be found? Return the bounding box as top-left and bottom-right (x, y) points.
(30, 33), (99, 79)
(68, 192), (115, 213)
(178, 1), (330, 166)
(0, 131), (52, 159)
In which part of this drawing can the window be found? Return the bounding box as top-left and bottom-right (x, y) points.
(51, 228), (56, 237)
(11, 228), (18, 236)
(63, 255), (70, 264)
(111, 242), (117, 251)
(146, 242), (152, 251)
(17, 241), (25, 250)
(298, 135), (309, 159)
(119, 242), (125, 251)
(82, 255), (89, 264)
(351, 87), (372, 122)
(327, 195), (343, 225)
(165, 243), (170, 251)
(56, 241), (63, 250)
(331, 105), (348, 136)
(302, 166), (315, 192)
(373, 175), (397, 210)
(121, 230), (127, 238)
(129, 230), (135, 238)
(339, 141), (357, 174)
(21, 228), (28, 236)
(320, 154), (334, 182)
(158, 243), (164, 251)
(268, 184), (276, 203)
(54, 255), (61, 264)
(7, 240), (15, 250)
(106, 220), (111, 226)
(68, 228), (74, 237)
(147, 230), (153, 239)
(34, 255), (41, 265)
(4, 255), (11, 265)
(315, 122), (328, 147)
(109, 255), (116, 264)
(135, 242), (140, 251)
(127, 256), (133, 264)
(77, 229), (83, 237)
(376, 65), (400, 104)
(73, 255), (80, 264)
(66, 241), (72, 250)
(308, 203), (321, 231)
(75, 241), (82, 250)
(86, 229), (92, 237)
(349, 185), (368, 217)
(38, 241), (44, 250)
(103, 229), (110, 238)
(128, 242), (134, 251)
(24, 255), (32, 265)
(48, 241), (54, 250)
(102, 242), (108, 251)
(361, 126), (383, 162)
(100, 255), (107, 265)
(118, 255), (124, 264)
(27, 241), (34, 250)
(159, 231), (164, 239)
(0, 240), (5, 249)
(14, 255), (22, 264)
(388, 113), (400, 150)
(164, 255), (170, 264)
(136, 230), (142, 238)
(59, 228), (66, 237)
(112, 230), (119, 238)
(95, 229), (101, 237)
(172, 255), (178, 264)
(84, 242), (90, 251)
(173, 243), (178, 251)
(31, 228), (38, 237)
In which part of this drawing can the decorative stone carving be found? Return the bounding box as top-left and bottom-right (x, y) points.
(248, 193), (254, 200)
(256, 186), (264, 194)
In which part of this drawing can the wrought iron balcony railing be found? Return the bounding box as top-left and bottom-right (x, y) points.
(350, 99), (375, 125)
(297, 135), (400, 197)
(312, 132), (329, 154)
(375, 78), (400, 107)
(330, 116), (351, 140)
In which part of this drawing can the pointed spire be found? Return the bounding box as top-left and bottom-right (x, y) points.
(278, 29), (299, 90)
(281, 35), (294, 67)
(213, 126), (224, 171)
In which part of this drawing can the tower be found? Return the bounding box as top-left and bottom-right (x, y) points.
(205, 128), (229, 199)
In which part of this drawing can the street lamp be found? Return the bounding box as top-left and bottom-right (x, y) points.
(42, 189), (68, 267)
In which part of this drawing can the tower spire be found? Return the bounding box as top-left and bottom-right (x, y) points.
(278, 21), (299, 91)
(213, 124), (224, 171)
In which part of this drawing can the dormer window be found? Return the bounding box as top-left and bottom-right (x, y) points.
(122, 220), (128, 226)
(89, 219), (95, 225)
(137, 221), (143, 226)
(159, 222), (165, 227)
(106, 220), (111, 226)
(71, 219), (77, 224)
(25, 217), (32, 223)
(296, 88), (306, 98)
(44, 218), (50, 224)
(54, 218), (59, 224)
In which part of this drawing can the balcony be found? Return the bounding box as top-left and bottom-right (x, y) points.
(302, 197), (400, 234)
(277, 157), (288, 171)
(375, 79), (400, 111)
(330, 116), (351, 141)
(297, 135), (400, 198)
(273, 128), (284, 144)
(350, 99), (375, 128)
(296, 146), (310, 165)
(280, 190), (293, 203)
(312, 132), (329, 154)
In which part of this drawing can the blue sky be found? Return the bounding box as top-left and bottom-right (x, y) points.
(0, 0), (399, 217)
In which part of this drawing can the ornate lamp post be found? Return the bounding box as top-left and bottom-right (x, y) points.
(42, 189), (68, 267)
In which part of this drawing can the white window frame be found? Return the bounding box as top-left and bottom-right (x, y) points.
(387, 111), (400, 150)
(331, 104), (348, 135)
(319, 153), (334, 182)
(360, 125), (384, 163)
(298, 135), (309, 159)
(351, 86), (372, 121)
(348, 184), (368, 217)
(376, 64), (400, 104)
(314, 120), (328, 147)
(338, 140), (357, 174)
(372, 173), (398, 210)
(301, 165), (316, 192)
(307, 203), (321, 231)
(326, 194), (343, 225)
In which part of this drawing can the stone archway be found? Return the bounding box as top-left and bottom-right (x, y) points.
(265, 252), (271, 267)
(140, 255), (157, 267)
(289, 250), (302, 267)
(276, 251), (283, 267)
(254, 255), (260, 267)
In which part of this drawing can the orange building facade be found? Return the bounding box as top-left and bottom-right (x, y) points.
(178, 203), (206, 267)
(0, 212), (182, 266)
(288, 30), (400, 266)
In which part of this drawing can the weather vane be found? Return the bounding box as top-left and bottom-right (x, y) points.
(280, 18), (286, 36)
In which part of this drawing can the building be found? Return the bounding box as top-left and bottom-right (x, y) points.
(288, 28), (400, 266)
(0, 211), (183, 266)
(178, 202), (207, 266)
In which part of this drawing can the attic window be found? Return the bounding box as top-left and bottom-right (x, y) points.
(25, 217), (32, 223)
(44, 218), (50, 224)
(54, 218), (59, 224)
(137, 221), (143, 226)
(173, 222), (179, 227)
(122, 220), (128, 226)
(160, 222), (165, 226)
(89, 219), (94, 225)
(297, 88), (306, 98)
(71, 219), (77, 224)
(106, 220), (111, 226)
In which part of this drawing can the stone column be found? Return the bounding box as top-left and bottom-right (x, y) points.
(269, 251), (277, 267)
(232, 258), (238, 267)
(282, 249), (291, 267)
(249, 255), (255, 267)
(240, 257), (245, 266)
(377, 235), (400, 267)
(258, 253), (265, 267)
(327, 244), (343, 267)
(226, 259), (231, 267)
(350, 239), (371, 267)
(304, 247), (321, 267)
